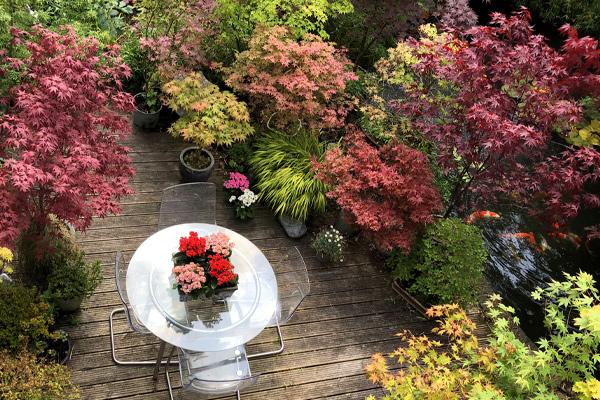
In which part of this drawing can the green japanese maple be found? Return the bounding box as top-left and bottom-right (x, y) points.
(366, 272), (600, 399)
(162, 72), (254, 149)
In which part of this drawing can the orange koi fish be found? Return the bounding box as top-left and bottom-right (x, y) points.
(465, 210), (501, 224)
(548, 231), (582, 248)
(500, 232), (537, 246)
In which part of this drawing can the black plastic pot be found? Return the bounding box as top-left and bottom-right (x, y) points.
(132, 93), (162, 130)
(42, 335), (74, 365)
(179, 147), (215, 182)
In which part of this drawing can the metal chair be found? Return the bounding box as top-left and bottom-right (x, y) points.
(110, 251), (172, 365)
(158, 182), (217, 229)
(249, 246), (310, 359)
(166, 345), (260, 400)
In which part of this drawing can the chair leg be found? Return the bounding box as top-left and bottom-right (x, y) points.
(109, 308), (177, 366)
(247, 321), (284, 359)
(165, 345), (178, 400)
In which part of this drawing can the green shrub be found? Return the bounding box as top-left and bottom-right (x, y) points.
(224, 140), (255, 174)
(251, 131), (328, 221)
(0, 350), (79, 400)
(0, 283), (58, 354)
(388, 217), (487, 307)
(46, 248), (102, 303)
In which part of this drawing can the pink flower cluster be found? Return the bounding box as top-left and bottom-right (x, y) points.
(172, 262), (207, 294)
(206, 232), (235, 255)
(223, 172), (250, 191)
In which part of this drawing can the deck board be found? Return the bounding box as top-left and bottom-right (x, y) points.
(67, 131), (485, 399)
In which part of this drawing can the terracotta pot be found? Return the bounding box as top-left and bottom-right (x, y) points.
(179, 147), (215, 182)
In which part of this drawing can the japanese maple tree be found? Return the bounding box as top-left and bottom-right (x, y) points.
(226, 25), (357, 131)
(377, 11), (600, 225)
(313, 127), (442, 252)
(137, 0), (219, 82)
(0, 26), (134, 247)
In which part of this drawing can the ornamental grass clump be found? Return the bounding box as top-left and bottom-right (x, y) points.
(162, 72), (254, 149)
(251, 130), (328, 222)
(311, 226), (346, 263)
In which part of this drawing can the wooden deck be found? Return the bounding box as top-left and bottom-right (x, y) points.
(68, 129), (477, 400)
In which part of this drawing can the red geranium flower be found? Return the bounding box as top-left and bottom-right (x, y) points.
(179, 231), (206, 257)
(208, 254), (237, 286)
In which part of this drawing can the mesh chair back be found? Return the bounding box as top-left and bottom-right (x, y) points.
(158, 183), (216, 230)
(115, 251), (148, 333)
(269, 246), (310, 325)
(178, 346), (259, 398)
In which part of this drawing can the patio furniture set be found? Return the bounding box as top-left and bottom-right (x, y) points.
(108, 183), (310, 399)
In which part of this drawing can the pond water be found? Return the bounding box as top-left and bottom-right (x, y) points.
(482, 210), (600, 341)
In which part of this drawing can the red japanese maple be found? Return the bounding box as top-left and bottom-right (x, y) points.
(380, 10), (600, 224)
(313, 127), (442, 252)
(226, 25), (357, 131)
(0, 26), (134, 246)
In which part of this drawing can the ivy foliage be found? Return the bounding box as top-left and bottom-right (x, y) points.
(163, 72), (254, 149)
(388, 217), (487, 307)
(251, 130), (328, 221)
(366, 272), (600, 399)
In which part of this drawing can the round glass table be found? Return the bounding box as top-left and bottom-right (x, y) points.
(126, 223), (278, 352)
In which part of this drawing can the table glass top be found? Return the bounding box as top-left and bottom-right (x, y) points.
(126, 223), (277, 351)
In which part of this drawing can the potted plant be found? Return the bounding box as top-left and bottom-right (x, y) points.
(162, 72), (254, 182)
(133, 83), (162, 130)
(0, 283), (66, 357)
(46, 246), (102, 313)
(171, 231), (239, 300)
(310, 226), (346, 263)
(223, 172), (259, 220)
(251, 130), (328, 238)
